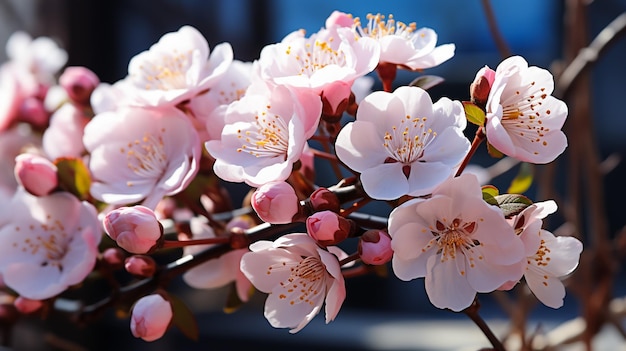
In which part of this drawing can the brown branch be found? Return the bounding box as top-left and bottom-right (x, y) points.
(480, 0), (512, 58)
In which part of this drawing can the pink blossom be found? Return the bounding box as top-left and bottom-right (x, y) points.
(14, 296), (43, 314)
(0, 188), (101, 300)
(14, 153), (58, 196)
(251, 181), (299, 224)
(306, 211), (352, 246)
(485, 56), (568, 164)
(354, 13), (455, 71)
(335, 86), (470, 200)
(103, 206), (162, 254)
(205, 82), (321, 187)
(130, 294), (173, 342)
(388, 174), (525, 311)
(507, 201), (583, 308)
(470, 66), (496, 105)
(42, 103), (89, 159)
(183, 217), (252, 302)
(124, 255), (157, 277)
(240, 233), (347, 333)
(126, 25), (233, 107)
(83, 106), (201, 208)
(257, 25), (379, 107)
(358, 230), (393, 265)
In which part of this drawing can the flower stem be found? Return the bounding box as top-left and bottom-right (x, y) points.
(455, 126), (486, 177)
(463, 298), (506, 351)
(161, 237), (231, 249)
(338, 252), (360, 267)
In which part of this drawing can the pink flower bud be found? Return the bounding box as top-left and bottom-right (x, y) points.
(14, 296), (43, 314)
(14, 153), (58, 196)
(18, 97), (48, 127)
(251, 181), (299, 224)
(103, 206), (163, 254)
(102, 247), (126, 269)
(125, 255), (157, 278)
(321, 81), (352, 118)
(59, 66), (100, 106)
(306, 210), (352, 246)
(309, 187), (340, 213)
(130, 294), (173, 342)
(358, 230), (393, 265)
(470, 65), (496, 105)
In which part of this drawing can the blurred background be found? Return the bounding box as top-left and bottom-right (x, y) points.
(1, 0), (626, 350)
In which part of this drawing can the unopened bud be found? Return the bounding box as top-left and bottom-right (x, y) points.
(14, 153), (58, 196)
(14, 296), (43, 314)
(130, 294), (173, 342)
(18, 97), (48, 127)
(309, 187), (340, 213)
(251, 181), (299, 224)
(358, 230), (393, 265)
(321, 81), (352, 118)
(470, 65), (496, 105)
(59, 66), (100, 106)
(103, 206), (163, 254)
(306, 210), (352, 246)
(102, 247), (126, 269)
(125, 255), (157, 278)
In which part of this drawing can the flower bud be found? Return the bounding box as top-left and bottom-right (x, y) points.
(251, 181), (299, 224)
(130, 294), (173, 342)
(14, 153), (58, 196)
(125, 255), (157, 278)
(306, 210), (352, 246)
(470, 65), (496, 105)
(18, 97), (48, 127)
(14, 296), (43, 314)
(358, 230), (393, 265)
(103, 206), (163, 254)
(102, 247), (126, 269)
(59, 66), (100, 106)
(321, 81), (352, 118)
(309, 187), (340, 213)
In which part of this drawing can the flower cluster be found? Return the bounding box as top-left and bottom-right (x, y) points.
(0, 8), (581, 345)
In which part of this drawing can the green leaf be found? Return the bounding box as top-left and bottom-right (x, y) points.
(223, 283), (254, 314)
(409, 75), (445, 90)
(487, 142), (504, 159)
(54, 157), (92, 200)
(462, 101), (486, 126)
(493, 193), (533, 218)
(507, 162), (534, 194)
(481, 185), (499, 206)
(168, 293), (199, 341)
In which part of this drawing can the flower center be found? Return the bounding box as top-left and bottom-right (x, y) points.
(120, 131), (168, 186)
(135, 49), (192, 91)
(421, 217), (482, 273)
(284, 37), (347, 77)
(383, 115), (436, 164)
(267, 256), (326, 307)
(354, 13), (417, 40)
(12, 217), (74, 271)
(236, 106), (290, 158)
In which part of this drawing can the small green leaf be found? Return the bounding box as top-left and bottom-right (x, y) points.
(463, 101), (486, 126)
(168, 293), (199, 341)
(493, 193), (533, 218)
(481, 185), (499, 206)
(223, 283), (254, 314)
(54, 157), (92, 200)
(409, 75), (445, 90)
(487, 142), (504, 159)
(507, 162), (534, 194)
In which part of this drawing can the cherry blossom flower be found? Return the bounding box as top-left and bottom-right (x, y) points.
(507, 200), (583, 308)
(4, 31), (67, 87)
(257, 24), (379, 114)
(130, 294), (173, 342)
(484, 56), (568, 164)
(42, 103), (89, 159)
(335, 86), (470, 200)
(0, 188), (101, 300)
(240, 233), (347, 333)
(353, 13), (455, 71)
(388, 174), (525, 311)
(205, 82), (321, 187)
(126, 25), (233, 107)
(83, 106), (201, 209)
(182, 217), (252, 302)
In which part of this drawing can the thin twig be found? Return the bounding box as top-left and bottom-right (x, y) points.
(480, 0), (512, 58)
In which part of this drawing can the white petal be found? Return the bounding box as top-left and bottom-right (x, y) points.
(425, 255), (476, 311)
